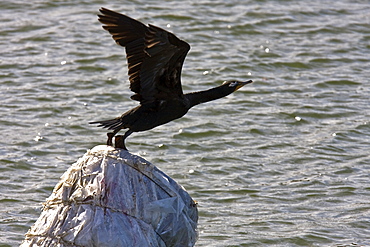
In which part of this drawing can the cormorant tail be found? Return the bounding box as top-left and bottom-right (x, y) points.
(89, 118), (125, 131)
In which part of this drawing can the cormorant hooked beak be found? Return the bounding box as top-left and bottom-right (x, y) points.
(236, 80), (253, 91)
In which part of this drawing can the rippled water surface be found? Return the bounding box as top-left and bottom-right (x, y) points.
(1, 0), (370, 246)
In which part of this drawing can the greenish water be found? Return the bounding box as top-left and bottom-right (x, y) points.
(1, 0), (370, 246)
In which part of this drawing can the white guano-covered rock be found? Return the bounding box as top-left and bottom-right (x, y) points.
(21, 145), (198, 247)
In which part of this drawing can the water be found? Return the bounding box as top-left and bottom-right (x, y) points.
(1, 0), (369, 246)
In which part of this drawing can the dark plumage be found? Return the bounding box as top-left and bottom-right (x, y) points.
(90, 8), (253, 149)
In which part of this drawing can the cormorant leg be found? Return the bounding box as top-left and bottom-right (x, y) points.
(107, 129), (120, 146)
(107, 133), (115, 146)
(114, 135), (125, 149)
(114, 130), (133, 150)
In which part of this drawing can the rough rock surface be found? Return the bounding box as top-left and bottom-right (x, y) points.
(21, 145), (198, 247)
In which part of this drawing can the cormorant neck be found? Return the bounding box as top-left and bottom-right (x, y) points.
(185, 84), (233, 108)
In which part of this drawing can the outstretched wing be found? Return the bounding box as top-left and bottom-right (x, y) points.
(98, 8), (190, 104)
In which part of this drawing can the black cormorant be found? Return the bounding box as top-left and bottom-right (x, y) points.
(90, 8), (253, 150)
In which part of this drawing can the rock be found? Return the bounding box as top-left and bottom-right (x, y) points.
(21, 145), (198, 247)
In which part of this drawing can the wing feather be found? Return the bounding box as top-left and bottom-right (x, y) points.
(98, 8), (190, 104)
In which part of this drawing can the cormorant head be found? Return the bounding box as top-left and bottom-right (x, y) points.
(222, 80), (253, 92)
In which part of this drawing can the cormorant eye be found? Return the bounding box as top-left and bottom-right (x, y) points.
(229, 81), (238, 87)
